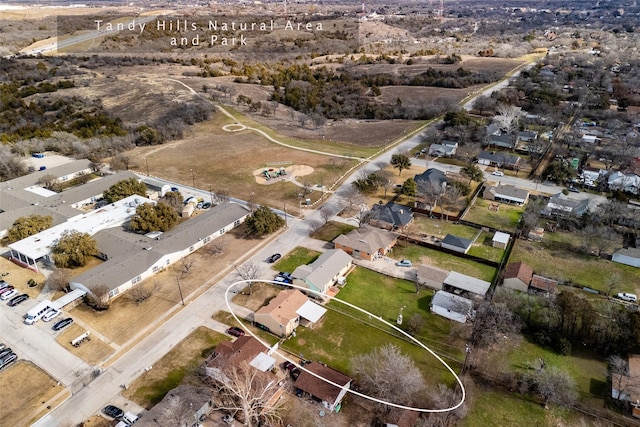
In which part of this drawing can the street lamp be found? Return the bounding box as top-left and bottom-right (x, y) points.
(175, 276), (185, 306)
(283, 203), (288, 228)
(145, 157), (149, 176)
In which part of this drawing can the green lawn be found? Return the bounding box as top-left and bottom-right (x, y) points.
(281, 267), (466, 388)
(273, 246), (321, 273)
(464, 198), (525, 232)
(412, 217), (479, 240)
(310, 221), (356, 242)
(461, 390), (576, 427)
(510, 239), (639, 294)
(467, 231), (506, 263)
(393, 243), (497, 282)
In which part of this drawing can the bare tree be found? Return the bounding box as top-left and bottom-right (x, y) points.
(37, 174), (58, 190)
(406, 313), (425, 336)
(352, 344), (425, 409)
(609, 355), (640, 404)
(234, 261), (263, 295)
(352, 205), (371, 228)
(426, 383), (468, 427)
(128, 280), (160, 305)
(605, 272), (621, 297)
(110, 154), (130, 171)
(180, 257), (195, 277)
(441, 184), (463, 221)
(493, 103), (522, 134)
(339, 186), (364, 215)
(206, 239), (228, 256)
(86, 284), (111, 310)
(206, 361), (284, 426)
(320, 206), (334, 225)
(524, 366), (577, 407)
(417, 180), (444, 216)
(217, 189), (230, 203)
(46, 268), (71, 292)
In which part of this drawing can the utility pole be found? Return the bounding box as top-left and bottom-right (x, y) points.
(175, 276), (185, 306)
(283, 203), (288, 228)
(189, 169), (195, 189)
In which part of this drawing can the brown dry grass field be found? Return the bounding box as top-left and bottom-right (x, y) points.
(125, 113), (362, 210)
(0, 361), (67, 427)
(231, 282), (282, 312)
(55, 323), (114, 366)
(122, 326), (227, 409)
(0, 256), (46, 299)
(66, 226), (266, 348)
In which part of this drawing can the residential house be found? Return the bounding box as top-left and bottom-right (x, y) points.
(517, 130), (538, 144)
(483, 184), (529, 205)
(441, 234), (473, 254)
(430, 290), (474, 323)
(611, 354), (640, 419)
(428, 141), (458, 157)
(529, 275), (557, 295)
(294, 362), (352, 413)
(384, 410), (420, 427)
(333, 227), (397, 261)
(135, 385), (213, 427)
(413, 168), (448, 192)
(612, 248), (640, 268)
(540, 193), (590, 218)
(477, 151), (522, 169)
(254, 289), (326, 337)
(503, 261), (534, 293)
(369, 202), (413, 230)
(291, 249), (353, 297)
(414, 264), (449, 291)
(487, 134), (516, 150)
(443, 271), (491, 297)
(205, 335), (276, 382)
(492, 231), (510, 249)
(608, 171), (640, 195)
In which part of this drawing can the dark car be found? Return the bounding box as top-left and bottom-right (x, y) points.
(8, 293), (29, 306)
(0, 353), (17, 370)
(567, 187), (580, 193)
(226, 326), (245, 337)
(267, 253), (281, 263)
(0, 280), (11, 290)
(0, 348), (12, 359)
(103, 405), (124, 419)
(282, 361), (297, 372)
(53, 317), (74, 331)
(170, 187), (179, 192)
(274, 272), (293, 285)
(202, 202), (212, 209)
(290, 368), (301, 380)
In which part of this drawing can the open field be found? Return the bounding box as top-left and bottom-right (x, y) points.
(68, 226), (264, 346)
(393, 243), (496, 282)
(412, 216), (480, 240)
(0, 255), (46, 299)
(510, 237), (639, 295)
(464, 198), (525, 231)
(56, 323), (115, 366)
(282, 268), (466, 389)
(0, 361), (67, 427)
(122, 326), (227, 408)
(468, 231), (507, 263)
(231, 282), (283, 312)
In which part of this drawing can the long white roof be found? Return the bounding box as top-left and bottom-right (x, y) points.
(9, 195), (154, 261)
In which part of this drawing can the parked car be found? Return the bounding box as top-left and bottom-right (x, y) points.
(617, 292), (638, 303)
(290, 368), (301, 380)
(492, 171), (504, 176)
(0, 343), (5, 351)
(0, 289), (17, 300)
(52, 317), (74, 331)
(103, 405), (124, 419)
(197, 202), (204, 209)
(395, 259), (413, 267)
(122, 411), (139, 425)
(267, 253), (281, 263)
(282, 361), (297, 372)
(8, 293), (29, 306)
(274, 272), (293, 285)
(170, 187), (179, 192)
(567, 187), (580, 193)
(0, 348), (13, 359)
(202, 202), (212, 209)
(226, 327), (245, 337)
(42, 308), (61, 322)
(0, 352), (17, 370)
(0, 280), (11, 290)
(0, 286), (15, 297)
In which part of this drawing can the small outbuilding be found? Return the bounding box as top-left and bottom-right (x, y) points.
(294, 362), (352, 413)
(503, 261), (534, 293)
(441, 234), (473, 254)
(492, 231), (510, 249)
(612, 248), (640, 268)
(430, 291), (474, 323)
(443, 271), (491, 297)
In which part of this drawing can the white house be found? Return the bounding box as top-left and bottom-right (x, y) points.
(291, 249), (353, 297)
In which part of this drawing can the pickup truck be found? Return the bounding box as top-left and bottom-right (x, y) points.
(616, 292), (638, 303)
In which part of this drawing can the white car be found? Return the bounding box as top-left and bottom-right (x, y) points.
(0, 289), (18, 301)
(617, 292), (637, 303)
(492, 171), (504, 176)
(42, 309), (61, 322)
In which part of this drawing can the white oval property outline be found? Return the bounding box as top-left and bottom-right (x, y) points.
(224, 279), (465, 413)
